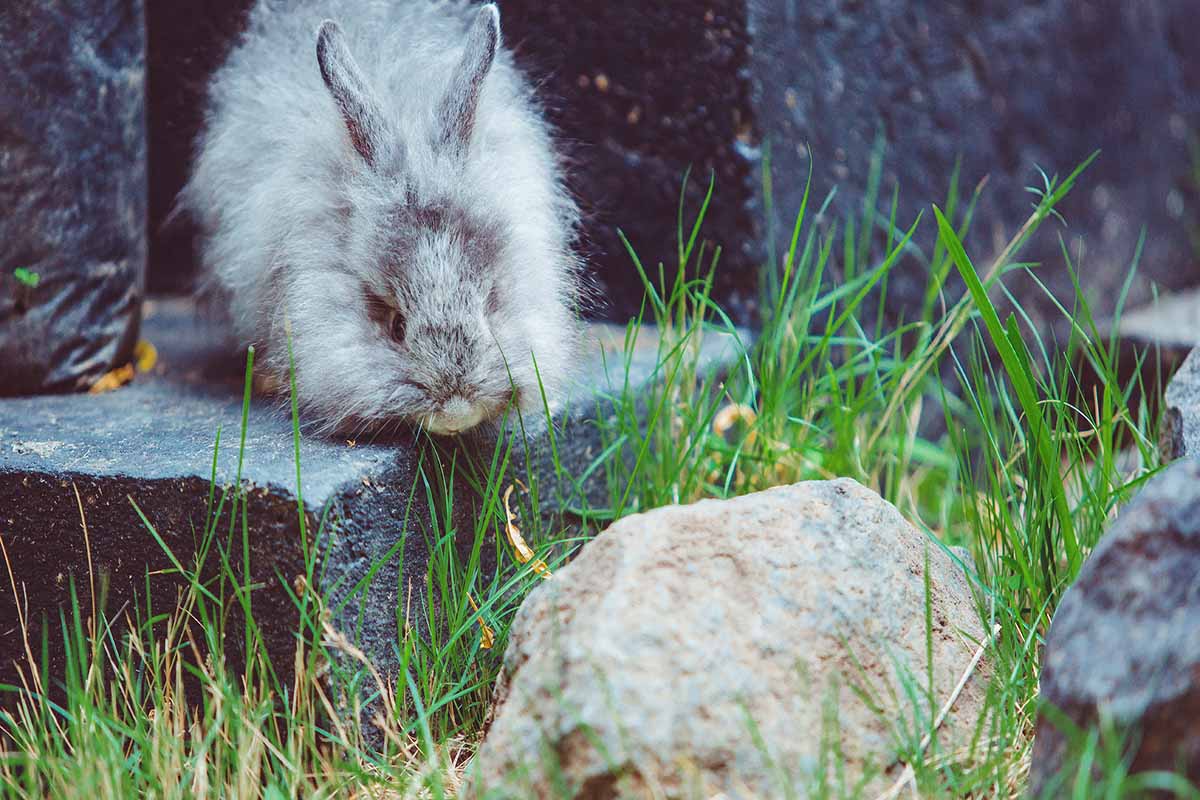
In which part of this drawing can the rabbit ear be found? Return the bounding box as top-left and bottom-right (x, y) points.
(317, 20), (386, 167)
(436, 4), (500, 156)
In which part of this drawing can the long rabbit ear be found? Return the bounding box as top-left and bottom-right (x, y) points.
(436, 4), (500, 156)
(317, 20), (385, 167)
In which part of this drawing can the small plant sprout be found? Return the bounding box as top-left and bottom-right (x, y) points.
(12, 267), (40, 288)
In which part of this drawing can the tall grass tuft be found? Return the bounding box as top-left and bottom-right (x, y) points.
(0, 152), (1188, 798)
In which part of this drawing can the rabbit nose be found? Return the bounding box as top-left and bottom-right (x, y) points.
(426, 395), (484, 435)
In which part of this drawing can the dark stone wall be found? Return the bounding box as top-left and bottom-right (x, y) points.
(144, 0), (252, 295)
(499, 1), (760, 322)
(0, 0), (146, 394)
(750, 0), (1200, 331)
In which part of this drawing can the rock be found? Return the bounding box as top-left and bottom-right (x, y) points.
(1030, 458), (1200, 794)
(1086, 293), (1199, 437)
(1113, 288), (1200, 364)
(0, 298), (745, 725)
(469, 479), (988, 797)
(0, 0), (145, 395)
(1161, 348), (1200, 461)
(500, 0), (759, 323)
(751, 0), (1200, 335)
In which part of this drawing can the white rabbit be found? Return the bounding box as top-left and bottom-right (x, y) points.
(182, 1), (582, 436)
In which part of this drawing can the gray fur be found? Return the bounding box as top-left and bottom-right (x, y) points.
(181, 0), (582, 436)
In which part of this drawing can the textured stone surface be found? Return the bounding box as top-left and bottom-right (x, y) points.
(0, 0), (146, 394)
(469, 479), (988, 797)
(500, 0), (758, 323)
(1161, 348), (1200, 462)
(751, 0), (1200, 334)
(0, 299), (403, 695)
(0, 299), (744, 713)
(1031, 459), (1200, 794)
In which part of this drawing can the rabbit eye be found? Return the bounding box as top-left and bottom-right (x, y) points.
(389, 308), (407, 343)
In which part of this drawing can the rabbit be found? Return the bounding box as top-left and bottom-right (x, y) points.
(180, 0), (583, 437)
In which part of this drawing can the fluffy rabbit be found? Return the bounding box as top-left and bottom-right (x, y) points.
(182, 0), (582, 436)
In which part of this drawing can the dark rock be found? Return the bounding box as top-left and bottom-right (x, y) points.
(0, 0), (146, 395)
(750, 0), (1200, 334)
(500, 1), (759, 323)
(0, 298), (744, 718)
(1162, 347), (1200, 461)
(1030, 458), (1200, 794)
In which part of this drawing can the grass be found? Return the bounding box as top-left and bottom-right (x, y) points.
(0, 151), (1193, 798)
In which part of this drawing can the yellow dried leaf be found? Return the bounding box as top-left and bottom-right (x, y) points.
(503, 484), (551, 579)
(466, 594), (494, 650)
(88, 363), (135, 394)
(133, 339), (158, 372)
(713, 403), (758, 436)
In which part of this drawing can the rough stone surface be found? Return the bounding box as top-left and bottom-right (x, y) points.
(1031, 458), (1200, 794)
(0, 0), (146, 395)
(144, 0), (251, 295)
(1161, 347), (1200, 462)
(469, 479), (988, 798)
(0, 299), (743, 715)
(751, 0), (1200, 335)
(500, 0), (758, 323)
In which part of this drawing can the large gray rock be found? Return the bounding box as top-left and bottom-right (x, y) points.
(0, 0), (145, 394)
(1161, 347), (1200, 461)
(0, 298), (744, 719)
(469, 479), (988, 798)
(1030, 459), (1200, 795)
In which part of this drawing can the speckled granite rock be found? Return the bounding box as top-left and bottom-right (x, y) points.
(1031, 458), (1200, 794)
(469, 479), (988, 798)
(0, 0), (145, 394)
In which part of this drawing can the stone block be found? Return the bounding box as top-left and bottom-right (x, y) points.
(0, 0), (146, 394)
(0, 298), (744, 708)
